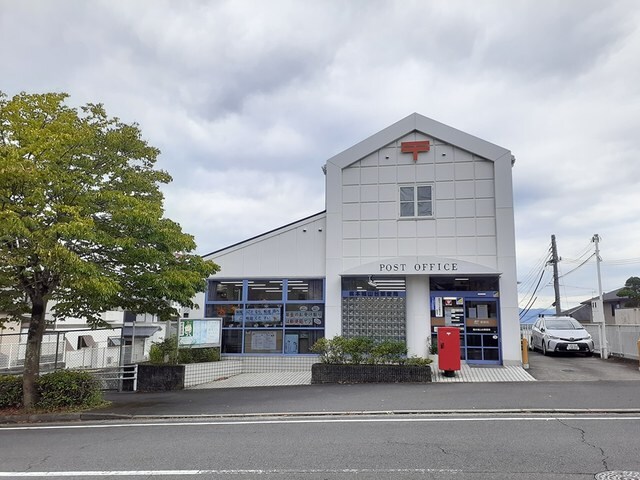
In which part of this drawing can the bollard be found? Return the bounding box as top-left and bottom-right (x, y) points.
(521, 338), (529, 369)
(637, 339), (640, 372)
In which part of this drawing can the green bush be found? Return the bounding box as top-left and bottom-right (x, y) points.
(311, 337), (431, 366)
(178, 347), (220, 364)
(371, 340), (407, 364)
(36, 370), (103, 410)
(0, 375), (23, 409)
(149, 336), (178, 365)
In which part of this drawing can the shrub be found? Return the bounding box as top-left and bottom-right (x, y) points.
(0, 375), (23, 409)
(311, 337), (430, 366)
(149, 336), (178, 365)
(371, 340), (407, 364)
(36, 370), (103, 410)
(178, 347), (220, 364)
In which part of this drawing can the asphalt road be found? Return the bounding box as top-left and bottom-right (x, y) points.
(526, 350), (640, 381)
(2, 413), (640, 479)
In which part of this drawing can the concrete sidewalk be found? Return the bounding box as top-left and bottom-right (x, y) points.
(190, 357), (535, 389)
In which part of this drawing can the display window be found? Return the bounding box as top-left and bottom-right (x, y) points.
(247, 280), (283, 301)
(283, 330), (324, 354)
(205, 304), (243, 327)
(285, 304), (324, 327)
(244, 304), (283, 327)
(286, 279), (324, 301)
(208, 281), (243, 302)
(244, 330), (283, 354)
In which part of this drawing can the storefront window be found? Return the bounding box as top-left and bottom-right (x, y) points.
(287, 279), (323, 301)
(285, 304), (324, 327)
(208, 280), (243, 301)
(244, 330), (282, 354)
(222, 330), (243, 354)
(205, 304), (243, 327)
(208, 278), (324, 354)
(247, 280), (283, 301)
(244, 304), (282, 327)
(283, 330), (324, 354)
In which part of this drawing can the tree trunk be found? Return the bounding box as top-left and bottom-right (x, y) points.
(22, 295), (48, 409)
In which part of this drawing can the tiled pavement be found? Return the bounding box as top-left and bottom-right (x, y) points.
(190, 358), (535, 389)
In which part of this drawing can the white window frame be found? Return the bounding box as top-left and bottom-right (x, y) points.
(399, 183), (434, 218)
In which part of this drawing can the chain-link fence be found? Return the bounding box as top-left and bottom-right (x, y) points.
(0, 328), (124, 374)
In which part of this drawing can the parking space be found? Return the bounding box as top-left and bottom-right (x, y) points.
(526, 350), (640, 381)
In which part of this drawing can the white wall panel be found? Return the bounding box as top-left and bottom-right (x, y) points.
(436, 218), (456, 236)
(434, 144), (454, 163)
(436, 200), (455, 218)
(361, 238), (379, 256)
(343, 239), (360, 257)
(378, 202), (397, 220)
(475, 179), (494, 198)
(361, 185), (378, 202)
(416, 220), (436, 237)
(361, 220), (378, 238)
(416, 237), (437, 255)
(477, 236), (497, 255)
(437, 237), (457, 255)
(454, 162), (474, 180)
(379, 220), (398, 238)
(415, 163), (435, 182)
(455, 199), (476, 217)
(379, 184), (396, 201)
(342, 167), (360, 185)
(455, 181), (475, 199)
(398, 165), (416, 182)
(476, 198), (496, 217)
(475, 160), (494, 179)
(398, 238), (417, 255)
(379, 238), (398, 256)
(343, 221), (360, 239)
(436, 182), (454, 199)
(360, 167), (379, 184)
(398, 220), (417, 238)
(435, 163), (454, 181)
(476, 217), (496, 236)
(456, 218), (476, 236)
(343, 203), (360, 220)
(342, 185), (360, 203)
(456, 237), (477, 254)
(360, 202), (378, 220)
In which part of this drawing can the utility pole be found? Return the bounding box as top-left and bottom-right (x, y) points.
(592, 234), (608, 359)
(550, 234), (562, 315)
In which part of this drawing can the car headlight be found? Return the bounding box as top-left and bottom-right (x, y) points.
(548, 335), (560, 340)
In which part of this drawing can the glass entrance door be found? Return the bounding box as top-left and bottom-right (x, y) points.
(464, 298), (500, 364)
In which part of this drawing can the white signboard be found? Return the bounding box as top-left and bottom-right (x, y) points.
(179, 318), (222, 348)
(251, 331), (277, 351)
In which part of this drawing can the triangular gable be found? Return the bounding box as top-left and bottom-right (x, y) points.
(326, 112), (510, 170)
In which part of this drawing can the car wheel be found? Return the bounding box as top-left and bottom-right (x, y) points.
(542, 341), (549, 356)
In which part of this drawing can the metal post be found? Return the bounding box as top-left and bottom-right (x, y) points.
(593, 234), (608, 359)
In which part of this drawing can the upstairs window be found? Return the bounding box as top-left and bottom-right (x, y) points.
(400, 184), (433, 217)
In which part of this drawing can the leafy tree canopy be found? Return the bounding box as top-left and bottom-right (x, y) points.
(0, 91), (219, 327)
(617, 276), (640, 308)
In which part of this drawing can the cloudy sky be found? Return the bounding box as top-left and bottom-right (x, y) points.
(2, 0), (639, 311)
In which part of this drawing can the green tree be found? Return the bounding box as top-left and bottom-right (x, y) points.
(617, 276), (640, 308)
(0, 92), (219, 408)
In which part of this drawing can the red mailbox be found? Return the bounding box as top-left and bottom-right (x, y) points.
(437, 327), (461, 377)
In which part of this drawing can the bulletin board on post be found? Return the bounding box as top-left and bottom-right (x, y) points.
(179, 318), (222, 348)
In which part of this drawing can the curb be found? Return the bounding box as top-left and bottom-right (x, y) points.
(3, 408), (640, 425)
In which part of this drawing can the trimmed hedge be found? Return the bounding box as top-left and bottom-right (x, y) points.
(0, 375), (23, 409)
(0, 370), (104, 411)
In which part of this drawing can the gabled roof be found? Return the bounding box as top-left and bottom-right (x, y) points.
(201, 210), (326, 258)
(326, 112), (511, 170)
(579, 287), (627, 305)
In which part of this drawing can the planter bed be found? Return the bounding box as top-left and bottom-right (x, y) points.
(311, 363), (431, 384)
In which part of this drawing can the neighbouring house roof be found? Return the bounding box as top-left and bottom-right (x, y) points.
(123, 325), (161, 338)
(579, 287), (628, 305)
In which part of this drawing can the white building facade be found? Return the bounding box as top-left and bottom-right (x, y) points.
(201, 113), (521, 365)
